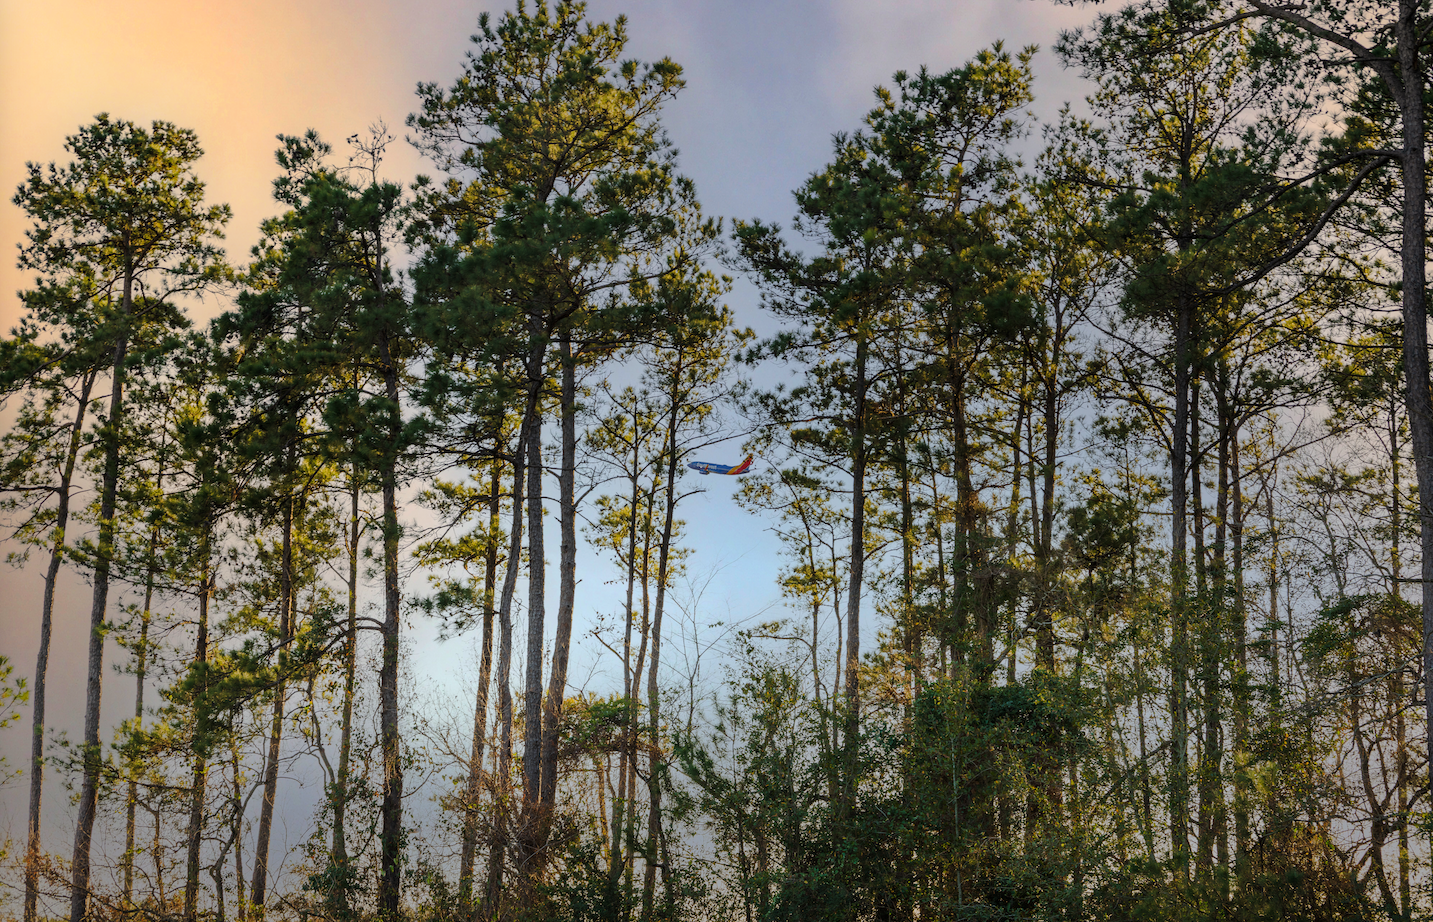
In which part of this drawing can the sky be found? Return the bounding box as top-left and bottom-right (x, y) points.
(0, 0), (1100, 899)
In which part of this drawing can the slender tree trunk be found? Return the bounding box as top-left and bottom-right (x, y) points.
(1029, 310), (1065, 832)
(519, 315), (549, 875)
(895, 354), (919, 697)
(212, 831), (228, 922)
(948, 357), (990, 674)
(624, 488), (656, 922)
(644, 350), (693, 919)
(1396, 674), (1411, 920)
(185, 544), (213, 922)
(1352, 656), (1401, 918)
(1388, 3), (1433, 851)
(26, 370), (93, 922)
(1266, 468), (1281, 713)
(330, 463), (361, 913)
(484, 420), (528, 918)
(1036, 313), (1060, 672)
(377, 326), (405, 918)
(1192, 380), (1225, 882)
(1231, 418), (1250, 885)
(1210, 379), (1231, 890)
(124, 458), (167, 909)
(71, 268), (133, 922)
(232, 736), (248, 922)
(1391, 394), (1411, 917)
(609, 409), (646, 909)
(843, 327), (869, 807)
(460, 461), (502, 907)
(153, 805), (166, 908)
(798, 504), (838, 805)
(537, 334), (580, 858)
(930, 465), (950, 681)
(630, 563), (653, 921)
(1135, 623), (1154, 859)
(121, 617), (151, 908)
(250, 486), (296, 914)
(1006, 381), (1025, 836)
(1169, 287), (1193, 879)
(1195, 378), (1224, 880)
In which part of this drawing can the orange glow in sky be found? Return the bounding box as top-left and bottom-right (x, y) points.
(0, 0), (469, 332)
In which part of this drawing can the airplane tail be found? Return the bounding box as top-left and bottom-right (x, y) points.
(728, 454), (753, 475)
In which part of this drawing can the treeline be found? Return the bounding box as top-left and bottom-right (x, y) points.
(2, 1), (1430, 921)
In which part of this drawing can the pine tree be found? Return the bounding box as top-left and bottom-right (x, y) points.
(1058, 4), (1328, 876)
(12, 114), (228, 922)
(0, 308), (100, 922)
(410, 0), (710, 899)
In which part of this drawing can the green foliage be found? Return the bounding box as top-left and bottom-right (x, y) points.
(12, 113), (231, 323)
(6, 6), (1433, 922)
(0, 656), (29, 786)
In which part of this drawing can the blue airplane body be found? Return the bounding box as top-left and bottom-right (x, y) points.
(687, 454), (753, 476)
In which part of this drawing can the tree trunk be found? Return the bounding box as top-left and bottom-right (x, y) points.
(609, 405), (646, 911)
(250, 486), (295, 914)
(121, 603), (152, 907)
(378, 326), (405, 918)
(1389, 2), (1433, 859)
(519, 315), (549, 874)
(537, 334), (580, 853)
(644, 349), (692, 919)
(1029, 304), (1066, 833)
(624, 501), (655, 922)
(124, 459), (166, 910)
(70, 269), (133, 922)
(1211, 377), (1233, 888)
(232, 735), (248, 922)
(330, 464), (361, 913)
(484, 420), (527, 918)
(1391, 392), (1411, 916)
(1231, 415), (1250, 885)
(185, 544), (213, 922)
(27, 371), (93, 922)
(948, 357), (991, 676)
(843, 327), (869, 807)
(1036, 314), (1060, 673)
(1168, 286), (1193, 879)
(460, 461), (501, 907)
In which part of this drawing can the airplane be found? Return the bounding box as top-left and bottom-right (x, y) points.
(687, 454), (753, 476)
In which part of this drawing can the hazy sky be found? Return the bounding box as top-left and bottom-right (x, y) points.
(0, 0), (1097, 333)
(0, 0), (1101, 887)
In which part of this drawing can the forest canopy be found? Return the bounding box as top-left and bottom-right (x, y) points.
(2, 1), (1431, 921)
